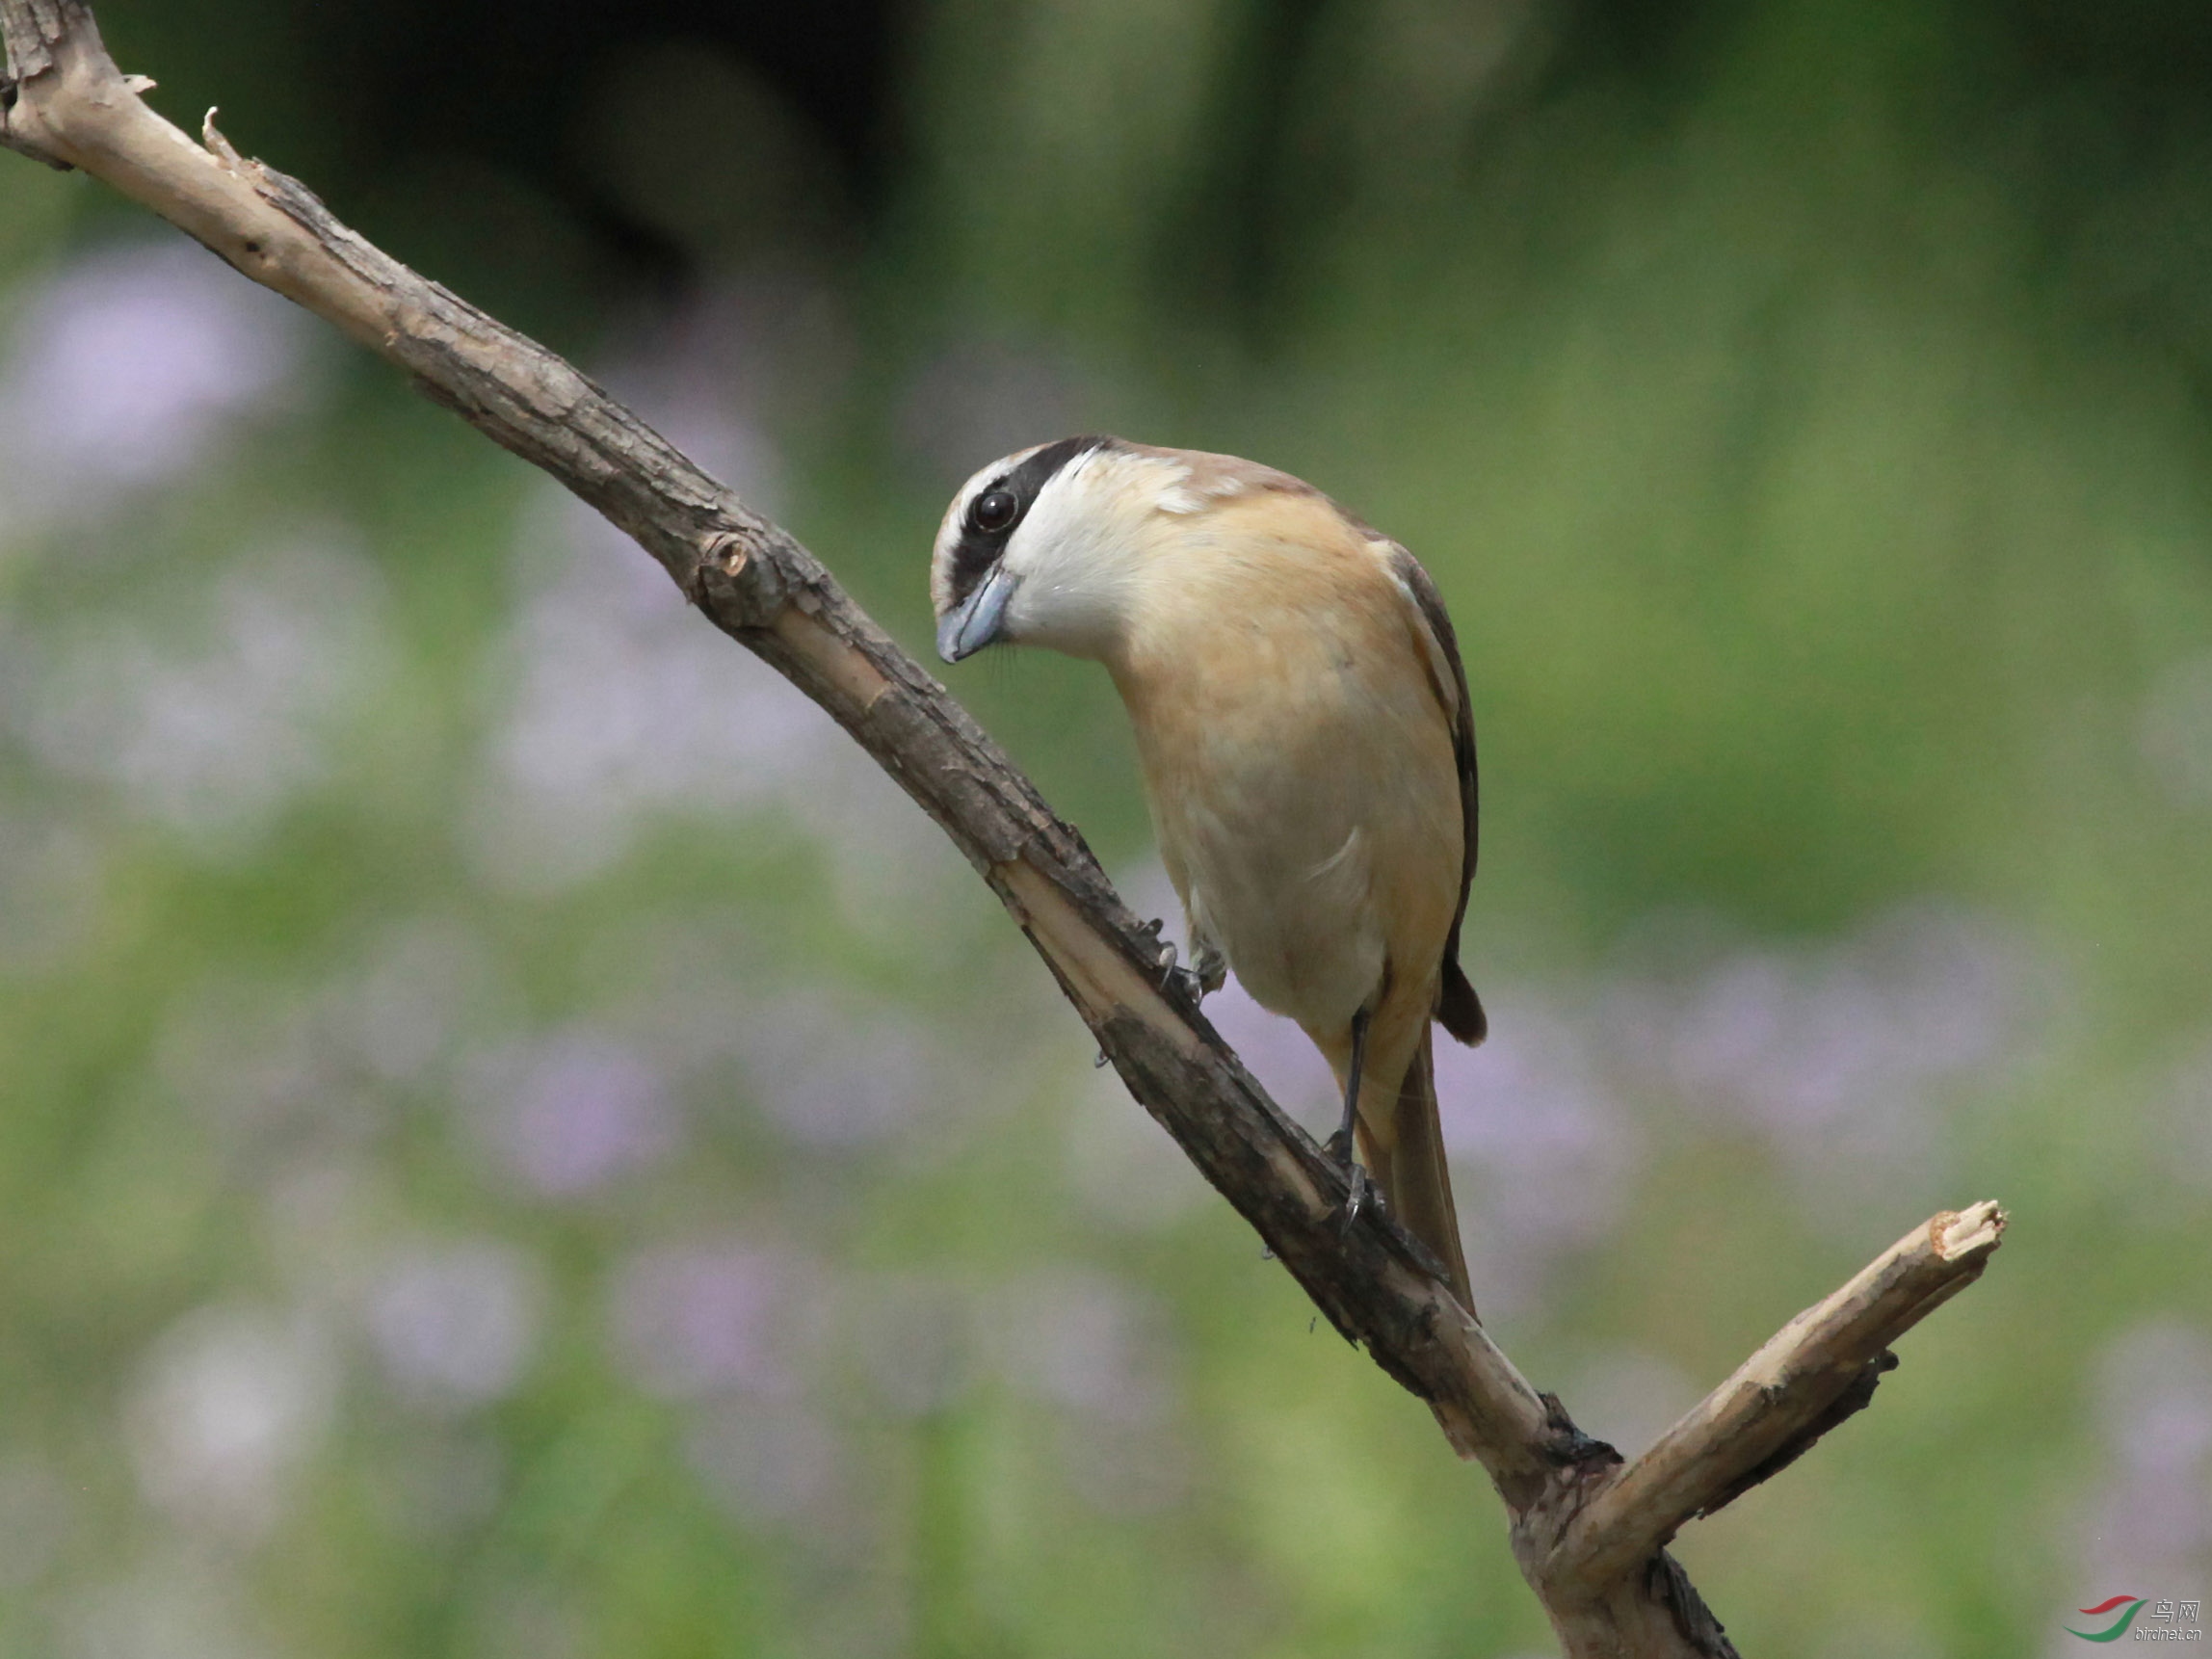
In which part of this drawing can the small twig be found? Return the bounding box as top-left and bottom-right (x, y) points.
(199, 106), (239, 168)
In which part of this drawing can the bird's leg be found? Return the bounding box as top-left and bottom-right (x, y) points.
(1325, 1008), (1372, 1221)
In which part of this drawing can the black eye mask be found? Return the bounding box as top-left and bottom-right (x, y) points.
(943, 434), (1109, 608)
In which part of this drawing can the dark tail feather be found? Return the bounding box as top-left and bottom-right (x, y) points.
(1362, 1027), (1475, 1313)
(1437, 961), (1487, 1045)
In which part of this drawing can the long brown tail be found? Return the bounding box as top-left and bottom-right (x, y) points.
(1357, 1026), (1475, 1313)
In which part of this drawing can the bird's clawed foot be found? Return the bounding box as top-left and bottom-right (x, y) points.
(1167, 963), (1209, 1005)
(1157, 944), (1206, 1006)
(1190, 939), (1226, 996)
(1324, 1128), (1372, 1228)
(1144, 920), (1222, 1006)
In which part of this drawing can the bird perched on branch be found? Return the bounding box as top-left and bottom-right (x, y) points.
(930, 435), (1486, 1312)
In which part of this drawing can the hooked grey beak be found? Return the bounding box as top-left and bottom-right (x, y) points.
(935, 565), (1015, 663)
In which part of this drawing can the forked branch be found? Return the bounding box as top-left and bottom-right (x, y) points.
(1, 10), (2006, 1653)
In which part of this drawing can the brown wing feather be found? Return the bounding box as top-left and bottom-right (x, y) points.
(1384, 543), (1486, 1045)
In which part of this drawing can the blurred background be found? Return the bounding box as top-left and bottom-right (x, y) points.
(1, 0), (2208, 1653)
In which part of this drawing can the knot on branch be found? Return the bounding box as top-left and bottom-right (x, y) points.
(683, 531), (749, 607)
(681, 527), (785, 626)
(1539, 1391), (1626, 1473)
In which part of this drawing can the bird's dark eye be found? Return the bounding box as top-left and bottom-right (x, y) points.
(971, 488), (1018, 534)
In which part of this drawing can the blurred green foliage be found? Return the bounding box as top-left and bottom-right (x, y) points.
(2, 1), (2210, 1656)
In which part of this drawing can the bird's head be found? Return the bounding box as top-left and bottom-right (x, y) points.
(931, 434), (1209, 665)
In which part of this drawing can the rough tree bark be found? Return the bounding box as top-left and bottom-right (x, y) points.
(1, 9), (2007, 1654)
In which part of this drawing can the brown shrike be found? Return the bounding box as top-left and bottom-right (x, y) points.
(930, 435), (1486, 1311)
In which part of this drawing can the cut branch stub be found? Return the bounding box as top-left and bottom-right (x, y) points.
(1557, 1201), (2008, 1591)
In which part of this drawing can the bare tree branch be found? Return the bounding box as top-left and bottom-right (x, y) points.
(1, 9), (2008, 1653)
(1564, 1201), (2005, 1584)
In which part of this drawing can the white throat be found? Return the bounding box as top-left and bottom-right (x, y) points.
(993, 448), (1186, 661)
